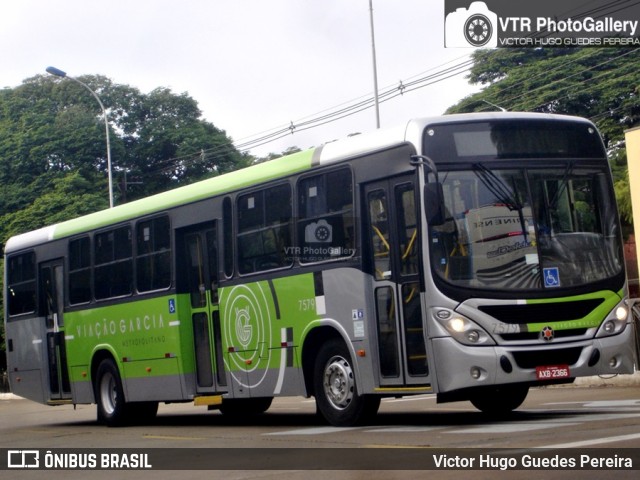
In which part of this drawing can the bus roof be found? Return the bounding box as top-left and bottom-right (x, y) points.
(4, 112), (594, 254)
(4, 120), (410, 254)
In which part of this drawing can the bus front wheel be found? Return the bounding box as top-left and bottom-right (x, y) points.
(469, 384), (529, 415)
(313, 339), (380, 426)
(95, 359), (129, 427)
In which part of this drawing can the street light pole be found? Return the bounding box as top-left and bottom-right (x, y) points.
(369, 0), (381, 129)
(46, 66), (114, 208)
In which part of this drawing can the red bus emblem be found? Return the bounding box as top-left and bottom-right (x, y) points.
(540, 326), (554, 342)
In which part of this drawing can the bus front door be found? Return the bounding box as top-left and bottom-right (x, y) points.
(183, 224), (227, 393)
(365, 175), (429, 386)
(41, 260), (72, 402)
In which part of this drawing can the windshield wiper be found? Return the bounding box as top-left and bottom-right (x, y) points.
(472, 164), (528, 242)
(472, 164), (523, 211)
(548, 161), (574, 210)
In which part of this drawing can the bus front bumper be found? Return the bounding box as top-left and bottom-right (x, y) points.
(431, 325), (637, 393)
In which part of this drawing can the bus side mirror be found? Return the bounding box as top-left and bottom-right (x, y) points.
(424, 182), (445, 226)
(410, 155), (445, 226)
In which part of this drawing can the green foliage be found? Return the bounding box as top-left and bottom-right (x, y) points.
(0, 74), (248, 239)
(0, 74), (249, 359)
(608, 147), (633, 225)
(1, 172), (108, 242)
(254, 146), (304, 164)
(447, 47), (640, 224)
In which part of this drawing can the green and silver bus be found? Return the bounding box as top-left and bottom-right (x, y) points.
(4, 112), (637, 426)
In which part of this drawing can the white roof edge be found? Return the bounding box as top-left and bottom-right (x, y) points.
(414, 111), (594, 124)
(318, 123), (411, 165)
(4, 225), (56, 255)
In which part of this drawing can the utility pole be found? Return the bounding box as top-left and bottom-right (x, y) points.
(369, 0), (381, 129)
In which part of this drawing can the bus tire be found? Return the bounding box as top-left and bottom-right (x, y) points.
(314, 339), (380, 426)
(469, 384), (529, 416)
(95, 359), (130, 427)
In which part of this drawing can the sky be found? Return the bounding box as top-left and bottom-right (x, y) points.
(0, 0), (480, 157)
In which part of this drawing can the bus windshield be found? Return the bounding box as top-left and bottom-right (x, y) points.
(430, 164), (623, 292)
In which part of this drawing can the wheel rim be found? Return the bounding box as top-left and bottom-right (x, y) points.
(99, 371), (117, 415)
(322, 355), (355, 410)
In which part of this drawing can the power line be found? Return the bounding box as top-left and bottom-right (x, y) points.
(146, 55), (476, 175)
(230, 53), (474, 149)
(152, 51), (638, 178)
(142, 46), (639, 178)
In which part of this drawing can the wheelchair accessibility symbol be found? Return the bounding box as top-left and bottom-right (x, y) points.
(543, 267), (560, 288)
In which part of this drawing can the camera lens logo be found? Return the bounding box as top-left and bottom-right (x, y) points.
(465, 12), (492, 46)
(305, 219), (333, 243)
(445, 1), (498, 48)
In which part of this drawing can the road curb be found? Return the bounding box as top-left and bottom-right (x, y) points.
(0, 393), (21, 400)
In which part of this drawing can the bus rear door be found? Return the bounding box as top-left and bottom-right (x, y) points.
(181, 223), (227, 393)
(40, 259), (72, 402)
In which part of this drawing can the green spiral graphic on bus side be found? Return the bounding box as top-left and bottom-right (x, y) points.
(220, 283), (273, 388)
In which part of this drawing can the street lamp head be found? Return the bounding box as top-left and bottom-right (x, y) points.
(46, 66), (67, 78)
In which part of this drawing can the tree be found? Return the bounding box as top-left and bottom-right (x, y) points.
(0, 74), (251, 367)
(447, 47), (640, 224)
(255, 146), (304, 164)
(1, 172), (107, 241)
(115, 86), (250, 197)
(0, 74), (249, 239)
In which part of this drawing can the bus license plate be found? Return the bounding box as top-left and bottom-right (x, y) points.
(536, 365), (570, 380)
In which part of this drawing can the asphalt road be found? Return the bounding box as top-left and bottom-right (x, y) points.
(1, 383), (639, 480)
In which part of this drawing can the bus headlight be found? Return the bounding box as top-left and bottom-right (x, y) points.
(595, 302), (628, 338)
(448, 318), (465, 333)
(434, 310), (495, 346)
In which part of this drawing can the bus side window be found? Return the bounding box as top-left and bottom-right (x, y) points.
(69, 237), (91, 304)
(94, 226), (133, 299)
(136, 215), (171, 292)
(368, 190), (391, 280)
(297, 167), (354, 263)
(396, 184), (418, 276)
(237, 183), (292, 274)
(223, 197), (234, 278)
(6, 252), (37, 316)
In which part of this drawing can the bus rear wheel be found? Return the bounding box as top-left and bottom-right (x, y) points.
(95, 359), (130, 427)
(469, 384), (529, 416)
(313, 339), (380, 426)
